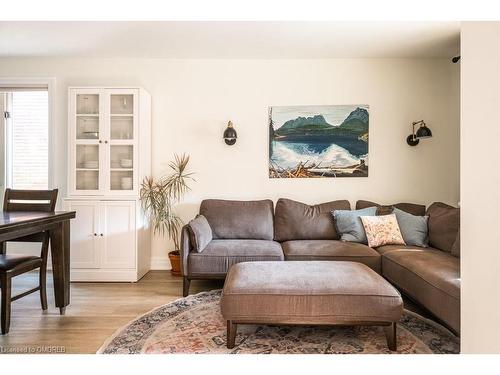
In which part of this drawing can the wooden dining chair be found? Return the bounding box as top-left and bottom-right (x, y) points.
(0, 188), (58, 334)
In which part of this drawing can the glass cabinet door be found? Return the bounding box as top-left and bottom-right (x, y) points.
(110, 145), (134, 191)
(72, 91), (102, 194)
(108, 91), (137, 193)
(76, 94), (100, 139)
(76, 145), (100, 190)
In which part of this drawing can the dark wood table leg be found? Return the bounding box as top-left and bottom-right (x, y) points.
(384, 322), (397, 351)
(49, 220), (70, 315)
(227, 320), (237, 349)
(1, 273), (12, 334)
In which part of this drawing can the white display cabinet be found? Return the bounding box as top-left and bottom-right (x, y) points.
(68, 88), (145, 196)
(65, 87), (151, 282)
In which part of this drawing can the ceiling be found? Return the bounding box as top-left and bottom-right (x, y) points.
(0, 21), (460, 59)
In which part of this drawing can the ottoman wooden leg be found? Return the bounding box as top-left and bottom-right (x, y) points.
(227, 320), (237, 349)
(384, 322), (397, 351)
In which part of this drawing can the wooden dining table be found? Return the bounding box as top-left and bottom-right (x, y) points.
(0, 211), (76, 314)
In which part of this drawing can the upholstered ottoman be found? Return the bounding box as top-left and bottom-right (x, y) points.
(220, 261), (403, 350)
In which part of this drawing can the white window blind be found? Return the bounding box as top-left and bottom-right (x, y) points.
(7, 91), (49, 189)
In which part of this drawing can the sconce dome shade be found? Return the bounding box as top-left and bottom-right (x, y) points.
(416, 125), (432, 139)
(223, 127), (237, 139)
(223, 123), (237, 145)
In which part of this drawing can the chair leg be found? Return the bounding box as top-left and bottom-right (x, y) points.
(1, 273), (12, 335)
(39, 234), (50, 311)
(183, 277), (191, 297)
(39, 264), (48, 311)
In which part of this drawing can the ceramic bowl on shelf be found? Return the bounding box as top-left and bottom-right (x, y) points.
(83, 161), (99, 169)
(120, 159), (133, 168)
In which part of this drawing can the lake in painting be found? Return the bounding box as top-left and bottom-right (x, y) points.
(269, 105), (369, 178)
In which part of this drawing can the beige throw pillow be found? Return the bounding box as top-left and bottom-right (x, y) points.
(360, 214), (406, 248)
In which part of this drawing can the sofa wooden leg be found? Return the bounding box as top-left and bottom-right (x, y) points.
(384, 322), (397, 351)
(227, 320), (237, 349)
(182, 277), (191, 297)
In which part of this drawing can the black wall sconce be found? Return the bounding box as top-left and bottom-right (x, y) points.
(223, 121), (237, 145)
(406, 120), (433, 146)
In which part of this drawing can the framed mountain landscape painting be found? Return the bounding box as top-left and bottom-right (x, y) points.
(269, 105), (369, 178)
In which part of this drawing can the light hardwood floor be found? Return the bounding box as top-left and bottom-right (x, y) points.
(0, 271), (223, 354)
(0, 270), (434, 354)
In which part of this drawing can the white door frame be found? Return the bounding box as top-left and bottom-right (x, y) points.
(0, 77), (56, 190)
(0, 94), (5, 198)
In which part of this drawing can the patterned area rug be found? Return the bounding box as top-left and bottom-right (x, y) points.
(98, 290), (459, 354)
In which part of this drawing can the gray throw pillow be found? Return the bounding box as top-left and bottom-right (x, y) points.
(332, 207), (377, 244)
(188, 215), (213, 253)
(393, 208), (429, 247)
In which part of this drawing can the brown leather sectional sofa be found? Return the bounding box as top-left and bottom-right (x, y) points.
(180, 198), (460, 335)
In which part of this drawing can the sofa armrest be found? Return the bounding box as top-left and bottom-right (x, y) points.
(180, 224), (192, 277)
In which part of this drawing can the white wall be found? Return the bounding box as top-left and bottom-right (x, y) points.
(461, 22), (500, 353)
(0, 58), (460, 268)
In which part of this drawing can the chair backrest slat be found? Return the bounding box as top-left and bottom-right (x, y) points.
(3, 189), (58, 213)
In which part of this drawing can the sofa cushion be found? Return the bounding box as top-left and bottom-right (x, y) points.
(374, 244), (421, 255)
(381, 246), (460, 333)
(356, 200), (426, 216)
(199, 199), (274, 240)
(333, 207), (377, 244)
(375, 205), (395, 216)
(188, 239), (284, 275)
(427, 202), (460, 253)
(274, 198), (350, 242)
(281, 240), (381, 273)
(187, 215), (212, 253)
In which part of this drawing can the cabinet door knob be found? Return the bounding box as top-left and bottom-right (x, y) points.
(99, 140), (102, 144)
(100, 233), (104, 236)
(94, 233), (97, 236)
(104, 140), (108, 144)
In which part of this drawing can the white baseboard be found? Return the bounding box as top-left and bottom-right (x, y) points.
(71, 269), (140, 282)
(15, 245), (172, 274)
(150, 256), (172, 270)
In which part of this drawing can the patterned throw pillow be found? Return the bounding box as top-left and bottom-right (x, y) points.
(360, 214), (406, 248)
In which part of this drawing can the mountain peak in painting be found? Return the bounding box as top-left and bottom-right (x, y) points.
(337, 107), (369, 134)
(341, 107), (369, 126)
(280, 114), (332, 131)
(275, 107), (368, 137)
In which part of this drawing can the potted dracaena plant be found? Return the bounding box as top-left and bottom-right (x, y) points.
(139, 154), (194, 276)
